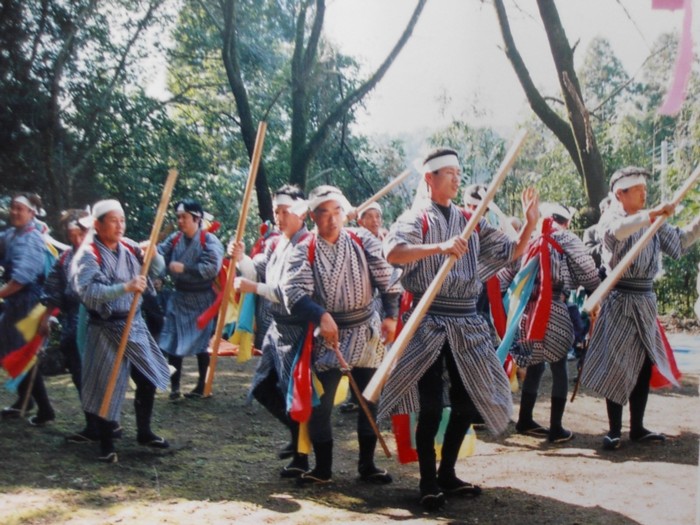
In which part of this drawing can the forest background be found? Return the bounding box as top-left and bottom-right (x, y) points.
(1, 0), (699, 316)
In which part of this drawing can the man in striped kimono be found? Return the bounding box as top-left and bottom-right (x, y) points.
(581, 167), (700, 451)
(283, 185), (400, 486)
(500, 203), (599, 444)
(0, 193), (55, 425)
(71, 199), (170, 463)
(378, 148), (539, 510)
(231, 185), (310, 477)
(158, 199), (224, 400)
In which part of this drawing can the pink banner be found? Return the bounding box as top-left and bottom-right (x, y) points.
(654, 0), (694, 115)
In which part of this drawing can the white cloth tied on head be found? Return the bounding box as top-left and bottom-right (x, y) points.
(422, 153), (459, 173)
(273, 194), (308, 216)
(307, 187), (352, 213)
(539, 202), (573, 222)
(91, 199), (124, 219)
(13, 195), (45, 216)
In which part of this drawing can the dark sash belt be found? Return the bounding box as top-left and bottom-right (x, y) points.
(174, 281), (214, 293)
(412, 293), (477, 317)
(329, 307), (374, 328)
(88, 310), (130, 323)
(614, 278), (653, 294)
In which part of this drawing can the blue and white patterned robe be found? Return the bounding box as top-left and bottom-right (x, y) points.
(0, 221), (46, 358)
(499, 227), (600, 367)
(581, 206), (700, 404)
(250, 226), (309, 394)
(71, 237), (169, 421)
(284, 228), (399, 372)
(377, 202), (515, 434)
(158, 229), (224, 357)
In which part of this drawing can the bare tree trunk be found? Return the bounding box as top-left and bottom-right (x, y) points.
(221, 0), (274, 222)
(493, 0), (607, 222)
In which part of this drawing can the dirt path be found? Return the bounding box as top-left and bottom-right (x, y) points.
(0, 352), (697, 524)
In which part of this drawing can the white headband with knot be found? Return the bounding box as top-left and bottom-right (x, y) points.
(423, 153), (459, 173)
(358, 202), (382, 218)
(612, 174), (647, 193)
(273, 194), (308, 216)
(308, 188), (352, 213)
(92, 199), (124, 219)
(13, 196), (43, 216)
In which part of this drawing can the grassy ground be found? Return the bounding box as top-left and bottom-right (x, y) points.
(0, 351), (697, 524)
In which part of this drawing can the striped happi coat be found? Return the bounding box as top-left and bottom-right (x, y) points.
(71, 237), (170, 421)
(284, 228), (398, 372)
(377, 202), (515, 435)
(251, 226), (309, 394)
(500, 228), (600, 367)
(158, 228), (224, 357)
(581, 206), (700, 405)
(0, 221), (46, 358)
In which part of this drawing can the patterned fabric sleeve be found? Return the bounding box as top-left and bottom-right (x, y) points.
(477, 218), (516, 281)
(680, 216), (700, 252)
(282, 240), (316, 313)
(9, 228), (45, 285)
(42, 255), (68, 309)
(196, 232), (224, 280)
(382, 209), (425, 276)
(353, 227), (400, 318)
(71, 250), (125, 311)
(157, 232), (176, 265)
(559, 230), (600, 292)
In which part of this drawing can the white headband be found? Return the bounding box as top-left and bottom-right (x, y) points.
(423, 154), (459, 173)
(540, 202), (573, 221)
(92, 199), (124, 219)
(308, 189), (352, 213)
(13, 196), (39, 215)
(358, 202), (382, 218)
(612, 174), (647, 193)
(273, 194), (308, 216)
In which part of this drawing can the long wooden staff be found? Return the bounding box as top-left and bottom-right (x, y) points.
(99, 168), (178, 418)
(582, 164), (700, 314)
(363, 129), (528, 403)
(204, 121), (267, 397)
(355, 169), (412, 217)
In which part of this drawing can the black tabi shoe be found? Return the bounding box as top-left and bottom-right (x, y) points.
(515, 420), (550, 438)
(137, 434), (170, 449)
(419, 487), (446, 512)
(169, 391), (182, 401)
(1, 407), (23, 420)
(602, 434), (621, 451)
(549, 428), (575, 444)
(297, 470), (332, 486)
(28, 413), (55, 427)
(359, 466), (393, 485)
(98, 452), (118, 464)
(437, 475), (482, 497)
(280, 455), (309, 479)
(339, 401), (359, 414)
(630, 429), (666, 443)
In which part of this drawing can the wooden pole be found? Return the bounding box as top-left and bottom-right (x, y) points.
(582, 164), (700, 314)
(99, 168), (179, 418)
(204, 121), (267, 397)
(363, 130), (528, 403)
(355, 169), (412, 217)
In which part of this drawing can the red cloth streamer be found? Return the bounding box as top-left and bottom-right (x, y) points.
(395, 291), (414, 337)
(391, 414), (419, 464)
(650, 318), (683, 389)
(486, 276), (506, 339)
(525, 218), (563, 340)
(2, 334), (43, 378)
(289, 323), (314, 423)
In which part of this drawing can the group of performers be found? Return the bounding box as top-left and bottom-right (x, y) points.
(1, 148), (699, 511)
